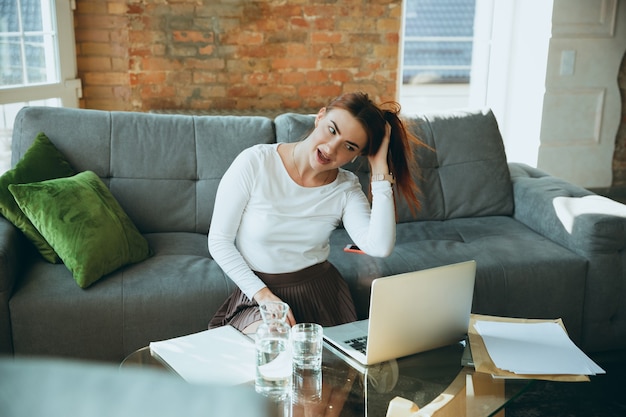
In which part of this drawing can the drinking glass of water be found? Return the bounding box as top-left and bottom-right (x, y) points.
(291, 323), (323, 371)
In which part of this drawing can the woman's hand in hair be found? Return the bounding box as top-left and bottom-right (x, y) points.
(369, 122), (391, 176)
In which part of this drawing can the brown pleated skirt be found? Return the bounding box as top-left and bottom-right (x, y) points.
(208, 261), (357, 331)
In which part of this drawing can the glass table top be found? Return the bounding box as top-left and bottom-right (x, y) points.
(121, 339), (532, 417)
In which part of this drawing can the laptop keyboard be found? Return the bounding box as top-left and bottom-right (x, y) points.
(345, 336), (368, 354)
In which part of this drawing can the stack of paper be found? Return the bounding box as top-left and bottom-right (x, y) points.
(149, 325), (256, 386)
(468, 314), (605, 381)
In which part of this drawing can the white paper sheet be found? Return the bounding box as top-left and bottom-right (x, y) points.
(149, 325), (256, 385)
(474, 320), (605, 375)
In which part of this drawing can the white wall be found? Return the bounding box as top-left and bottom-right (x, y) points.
(482, 0), (553, 169)
(482, 0), (626, 188)
(538, 0), (626, 188)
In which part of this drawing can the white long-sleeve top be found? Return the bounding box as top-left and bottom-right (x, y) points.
(208, 143), (395, 300)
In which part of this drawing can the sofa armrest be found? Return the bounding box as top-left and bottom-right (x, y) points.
(510, 163), (626, 350)
(0, 216), (30, 354)
(508, 162), (626, 256)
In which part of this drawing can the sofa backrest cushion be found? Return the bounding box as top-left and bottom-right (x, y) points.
(275, 109), (513, 222)
(402, 109), (513, 221)
(11, 107), (275, 234)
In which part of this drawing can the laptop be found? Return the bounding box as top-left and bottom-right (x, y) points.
(323, 260), (476, 366)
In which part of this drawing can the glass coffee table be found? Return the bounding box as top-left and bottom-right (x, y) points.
(121, 339), (532, 417)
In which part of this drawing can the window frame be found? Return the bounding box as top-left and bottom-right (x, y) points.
(0, 0), (81, 107)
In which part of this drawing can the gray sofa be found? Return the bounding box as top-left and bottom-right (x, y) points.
(1, 106), (624, 363)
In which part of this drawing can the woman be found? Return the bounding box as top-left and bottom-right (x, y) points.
(208, 92), (422, 333)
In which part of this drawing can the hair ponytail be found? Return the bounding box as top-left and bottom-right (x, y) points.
(382, 108), (423, 214)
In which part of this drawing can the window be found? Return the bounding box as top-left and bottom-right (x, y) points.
(0, 0), (80, 173)
(400, 0), (477, 114)
(1, 0), (59, 87)
(402, 0), (475, 84)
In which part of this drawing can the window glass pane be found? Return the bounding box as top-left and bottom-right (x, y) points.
(404, 41), (474, 67)
(403, 41), (473, 83)
(0, 0), (58, 88)
(1, 36), (24, 85)
(24, 35), (47, 83)
(0, 1), (19, 32)
(405, 0), (475, 37)
(403, 0), (476, 84)
(21, 0), (44, 31)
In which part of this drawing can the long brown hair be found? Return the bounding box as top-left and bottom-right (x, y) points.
(326, 92), (423, 214)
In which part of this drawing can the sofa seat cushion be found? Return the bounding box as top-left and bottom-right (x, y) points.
(8, 260), (125, 361)
(329, 216), (587, 343)
(9, 232), (235, 362)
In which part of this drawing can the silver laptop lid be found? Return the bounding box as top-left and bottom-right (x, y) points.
(364, 260), (476, 364)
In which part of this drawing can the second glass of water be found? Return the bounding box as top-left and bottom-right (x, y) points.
(291, 322), (323, 371)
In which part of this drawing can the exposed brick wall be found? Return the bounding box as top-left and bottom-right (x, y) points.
(74, 0), (402, 112)
(612, 52), (626, 188)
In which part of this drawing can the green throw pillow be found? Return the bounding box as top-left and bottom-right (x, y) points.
(0, 132), (75, 263)
(9, 171), (151, 288)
